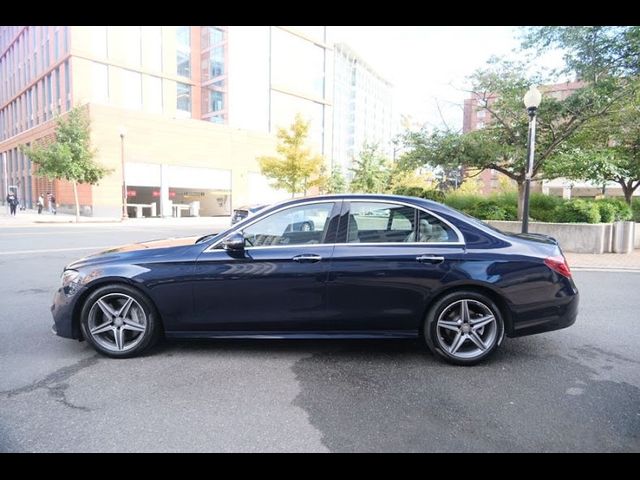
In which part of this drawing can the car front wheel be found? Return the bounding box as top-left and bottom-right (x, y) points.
(424, 291), (505, 366)
(80, 284), (161, 358)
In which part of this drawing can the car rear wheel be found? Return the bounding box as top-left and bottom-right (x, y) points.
(80, 284), (161, 358)
(424, 290), (505, 366)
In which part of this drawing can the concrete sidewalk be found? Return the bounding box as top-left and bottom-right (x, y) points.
(0, 208), (232, 230)
(565, 250), (640, 271)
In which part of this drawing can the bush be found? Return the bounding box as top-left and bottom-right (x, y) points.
(554, 199), (601, 223)
(443, 193), (483, 214)
(393, 186), (446, 203)
(595, 201), (617, 223)
(595, 198), (633, 221)
(633, 198), (640, 223)
(470, 201), (510, 221)
(529, 193), (565, 222)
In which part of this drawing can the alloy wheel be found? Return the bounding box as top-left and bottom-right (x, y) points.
(435, 299), (498, 360)
(87, 293), (148, 353)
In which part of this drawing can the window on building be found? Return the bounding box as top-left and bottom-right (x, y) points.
(271, 27), (325, 99)
(176, 82), (191, 113)
(121, 69), (142, 109)
(141, 26), (162, 71)
(45, 36), (50, 68)
(45, 74), (52, 120)
(54, 67), (61, 114)
(176, 26), (191, 78)
(64, 60), (70, 110)
(91, 62), (109, 104)
(210, 90), (223, 112)
(477, 109), (486, 119)
(91, 26), (108, 58)
(27, 89), (32, 128)
(202, 26), (225, 50)
(122, 26), (141, 67)
(63, 26), (68, 54)
(145, 75), (163, 114)
(211, 46), (224, 78)
(54, 28), (59, 60)
(33, 82), (39, 123)
(271, 90), (324, 149)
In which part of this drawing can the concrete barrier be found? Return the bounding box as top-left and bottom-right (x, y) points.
(635, 223), (640, 249)
(486, 221), (614, 254)
(613, 221), (635, 253)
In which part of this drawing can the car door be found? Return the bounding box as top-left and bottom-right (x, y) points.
(190, 200), (341, 332)
(326, 200), (466, 333)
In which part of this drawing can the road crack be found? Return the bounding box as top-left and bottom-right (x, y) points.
(0, 355), (99, 411)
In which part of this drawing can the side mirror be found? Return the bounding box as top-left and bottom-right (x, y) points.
(222, 232), (246, 251)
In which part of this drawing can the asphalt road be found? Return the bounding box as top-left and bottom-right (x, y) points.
(0, 224), (639, 452)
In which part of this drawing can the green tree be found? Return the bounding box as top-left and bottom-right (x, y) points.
(400, 57), (631, 219)
(520, 26), (640, 204)
(324, 165), (348, 194)
(521, 26), (640, 82)
(258, 114), (324, 197)
(349, 142), (390, 193)
(547, 90), (640, 205)
(20, 106), (110, 222)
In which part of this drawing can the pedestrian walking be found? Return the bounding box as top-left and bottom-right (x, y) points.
(6, 192), (19, 216)
(46, 192), (52, 213)
(37, 194), (44, 214)
(50, 194), (57, 215)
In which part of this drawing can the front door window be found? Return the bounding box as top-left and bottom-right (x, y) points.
(243, 202), (335, 247)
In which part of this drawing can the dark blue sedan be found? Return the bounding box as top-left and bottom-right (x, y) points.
(51, 194), (578, 365)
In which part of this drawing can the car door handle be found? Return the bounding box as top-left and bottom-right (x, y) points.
(416, 255), (445, 264)
(292, 254), (322, 263)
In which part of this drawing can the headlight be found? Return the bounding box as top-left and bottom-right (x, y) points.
(61, 269), (82, 296)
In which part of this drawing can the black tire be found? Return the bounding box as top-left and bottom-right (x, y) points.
(80, 284), (162, 358)
(423, 290), (505, 366)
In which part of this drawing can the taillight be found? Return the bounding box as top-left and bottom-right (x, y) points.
(544, 255), (572, 278)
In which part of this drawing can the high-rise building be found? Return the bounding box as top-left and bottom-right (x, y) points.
(0, 26), (333, 216)
(332, 43), (393, 179)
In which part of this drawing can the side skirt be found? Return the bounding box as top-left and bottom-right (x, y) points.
(165, 330), (419, 340)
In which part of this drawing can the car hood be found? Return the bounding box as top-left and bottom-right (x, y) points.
(66, 236), (201, 269)
(98, 236), (201, 254)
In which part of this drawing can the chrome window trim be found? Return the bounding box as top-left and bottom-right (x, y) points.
(203, 197), (466, 253)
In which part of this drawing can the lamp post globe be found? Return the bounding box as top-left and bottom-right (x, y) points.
(521, 86), (541, 233)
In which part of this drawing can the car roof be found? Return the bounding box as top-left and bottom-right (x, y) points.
(262, 193), (444, 211)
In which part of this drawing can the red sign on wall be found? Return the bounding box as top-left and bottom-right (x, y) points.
(127, 190), (137, 197)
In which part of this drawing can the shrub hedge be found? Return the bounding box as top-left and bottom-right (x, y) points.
(439, 191), (638, 224)
(633, 198), (640, 223)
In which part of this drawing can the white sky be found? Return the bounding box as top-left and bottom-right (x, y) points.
(328, 26), (568, 133)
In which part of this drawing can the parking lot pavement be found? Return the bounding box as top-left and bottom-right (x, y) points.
(0, 225), (638, 452)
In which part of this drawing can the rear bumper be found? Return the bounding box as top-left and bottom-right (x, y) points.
(507, 291), (579, 338)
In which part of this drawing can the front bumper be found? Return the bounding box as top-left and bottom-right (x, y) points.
(508, 291), (579, 338)
(50, 285), (84, 339)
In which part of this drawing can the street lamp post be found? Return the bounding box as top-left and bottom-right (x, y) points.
(119, 126), (128, 219)
(522, 86), (542, 233)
